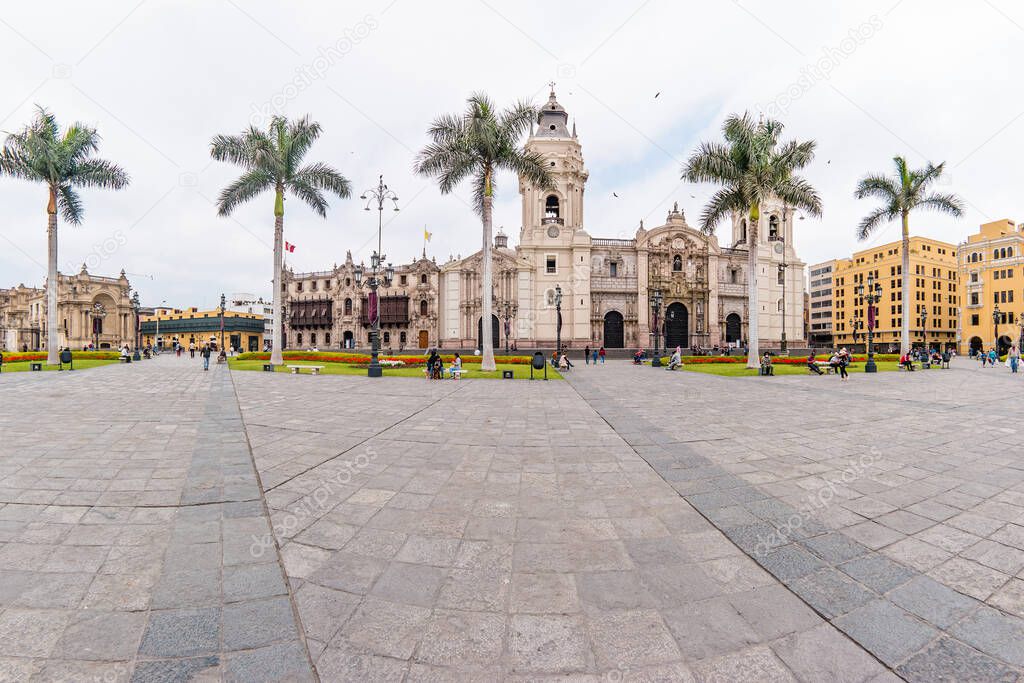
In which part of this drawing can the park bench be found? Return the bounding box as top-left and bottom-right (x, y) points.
(809, 362), (835, 375)
(287, 365), (324, 375)
(898, 362), (921, 371)
(119, 356), (131, 363)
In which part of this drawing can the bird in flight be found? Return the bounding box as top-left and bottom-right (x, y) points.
(612, 192), (619, 198)
(654, 92), (660, 98)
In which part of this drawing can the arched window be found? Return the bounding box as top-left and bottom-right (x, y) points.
(344, 298), (352, 315)
(1008, 247), (1014, 257)
(769, 215), (780, 240)
(673, 255), (683, 272)
(325, 332), (331, 345)
(545, 195), (560, 219)
(400, 331), (407, 345)
(420, 299), (428, 316)
(777, 298), (784, 311)
(420, 274), (427, 284)
(345, 277), (351, 287)
(383, 331), (390, 344)
(310, 333), (316, 346)
(740, 220), (747, 243)
(995, 249), (1001, 259)
(296, 333), (303, 346)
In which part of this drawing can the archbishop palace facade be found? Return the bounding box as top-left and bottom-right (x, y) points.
(282, 90), (806, 352)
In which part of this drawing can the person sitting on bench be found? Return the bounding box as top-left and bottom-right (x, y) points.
(807, 350), (824, 375)
(667, 346), (683, 371)
(900, 353), (915, 371)
(760, 352), (774, 376)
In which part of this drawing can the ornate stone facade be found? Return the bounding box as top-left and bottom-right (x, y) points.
(283, 88), (806, 351)
(0, 265), (136, 351)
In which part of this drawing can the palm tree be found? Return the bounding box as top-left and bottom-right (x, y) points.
(683, 112), (822, 368)
(210, 115), (351, 366)
(0, 106), (130, 364)
(855, 157), (963, 355)
(414, 92), (552, 371)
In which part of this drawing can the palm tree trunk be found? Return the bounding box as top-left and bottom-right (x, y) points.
(271, 202), (285, 366)
(46, 190), (59, 365)
(901, 212), (911, 355)
(746, 208), (760, 369)
(480, 193), (496, 371)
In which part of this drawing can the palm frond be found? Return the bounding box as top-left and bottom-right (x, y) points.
(916, 192), (965, 218)
(215, 168), (274, 216)
(497, 148), (551, 191)
(775, 177), (822, 218)
(857, 206), (895, 240)
(497, 99), (537, 142)
(72, 158), (130, 189)
(286, 176), (328, 218)
(682, 141), (740, 183)
(291, 162), (351, 199)
(57, 184), (84, 224)
(699, 186), (748, 234)
(854, 174), (899, 201)
(284, 115), (322, 176)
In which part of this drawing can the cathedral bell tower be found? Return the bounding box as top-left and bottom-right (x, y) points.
(517, 85), (592, 348)
(519, 86), (589, 245)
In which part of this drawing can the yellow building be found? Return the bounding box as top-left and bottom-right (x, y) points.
(957, 219), (1024, 355)
(832, 236), (959, 352)
(140, 306), (265, 352)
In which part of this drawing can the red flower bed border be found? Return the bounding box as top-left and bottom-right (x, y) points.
(235, 351), (532, 366)
(0, 351), (121, 362)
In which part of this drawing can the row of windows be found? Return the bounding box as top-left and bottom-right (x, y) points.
(968, 246), (1016, 263)
(969, 312), (1016, 326)
(294, 330), (415, 347)
(835, 318), (957, 331)
(295, 273), (429, 292)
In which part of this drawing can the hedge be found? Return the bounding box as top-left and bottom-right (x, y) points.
(234, 351), (535, 365)
(0, 351), (121, 362)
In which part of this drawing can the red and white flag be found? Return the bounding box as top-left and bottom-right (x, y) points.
(284, 241), (296, 253)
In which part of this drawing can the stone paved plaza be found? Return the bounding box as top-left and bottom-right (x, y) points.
(1, 356), (1023, 681)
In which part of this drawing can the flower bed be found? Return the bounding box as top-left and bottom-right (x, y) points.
(680, 353), (900, 365)
(0, 351), (121, 362)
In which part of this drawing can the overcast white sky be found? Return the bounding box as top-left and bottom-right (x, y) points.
(1, 1), (1021, 308)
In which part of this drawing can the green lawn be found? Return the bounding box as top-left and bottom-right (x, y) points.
(227, 358), (562, 380)
(0, 359), (120, 373)
(679, 361), (900, 377)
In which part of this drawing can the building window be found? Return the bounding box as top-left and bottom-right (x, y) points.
(325, 280), (332, 289)
(383, 331), (390, 344)
(420, 274), (427, 284)
(740, 220), (747, 243)
(769, 215), (779, 239)
(400, 275), (407, 286)
(310, 333), (316, 346)
(546, 255), (556, 274)
(545, 195), (560, 219)
(345, 278), (351, 287)
(609, 262), (618, 278)
(311, 280), (318, 290)
(420, 299), (428, 316)
(297, 333), (303, 346)
(297, 282), (303, 292)
(344, 298), (352, 315)
(777, 268), (784, 285)
(325, 332), (331, 345)
(673, 255), (682, 272)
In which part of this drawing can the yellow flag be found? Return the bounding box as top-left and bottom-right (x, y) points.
(424, 227), (432, 242)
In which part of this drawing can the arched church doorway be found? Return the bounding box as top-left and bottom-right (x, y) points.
(665, 302), (688, 349)
(725, 313), (742, 344)
(477, 315), (500, 350)
(603, 311), (624, 348)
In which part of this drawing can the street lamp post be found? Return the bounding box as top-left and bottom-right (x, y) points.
(501, 301), (518, 355)
(651, 288), (663, 367)
(856, 273), (882, 373)
(131, 292), (141, 360)
(359, 175), (400, 378)
(91, 302), (106, 351)
(219, 293), (227, 361)
(554, 285), (563, 357)
(993, 305), (1002, 355)
(921, 307), (928, 354)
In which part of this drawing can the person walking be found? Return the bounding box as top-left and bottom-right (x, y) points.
(1011, 345), (1020, 374)
(200, 344), (212, 371)
(989, 347), (998, 368)
(584, 345), (591, 365)
(592, 347), (599, 365)
(837, 347), (850, 381)
(598, 347), (606, 364)
(188, 342), (195, 359)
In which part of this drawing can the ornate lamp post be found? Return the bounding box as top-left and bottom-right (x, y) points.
(501, 300), (518, 354)
(554, 284), (563, 357)
(91, 302), (106, 351)
(359, 175), (399, 378)
(651, 288), (663, 367)
(130, 291), (141, 360)
(354, 255), (395, 377)
(921, 307), (928, 354)
(856, 273), (882, 373)
(993, 304), (1002, 355)
(219, 293), (227, 360)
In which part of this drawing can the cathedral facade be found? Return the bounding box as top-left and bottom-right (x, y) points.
(283, 90), (806, 352)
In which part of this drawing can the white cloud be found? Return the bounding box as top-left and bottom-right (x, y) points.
(1, 0), (1022, 305)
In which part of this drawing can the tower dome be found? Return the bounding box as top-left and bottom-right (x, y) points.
(535, 86), (569, 137)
